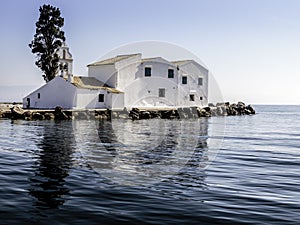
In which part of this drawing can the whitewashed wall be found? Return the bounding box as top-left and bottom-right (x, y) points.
(88, 64), (117, 88)
(22, 77), (76, 109)
(121, 58), (178, 108)
(177, 61), (209, 106)
(115, 54), (141, 91)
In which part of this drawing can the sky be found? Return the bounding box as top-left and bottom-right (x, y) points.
(0, 0), (300, 104)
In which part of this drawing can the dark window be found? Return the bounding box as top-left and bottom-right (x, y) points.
(200, 96), (203, 100)
(26, 98), (30, 108)
(145, 67), (151, 77)
(98, 94), (104, 102)
(182, 76), (187, 84)
(189, 94), (195, 101)
(159, 88), (165, 97)
(198, 77), (203, 85)
(168, 69), (174, 78)
(63, 50), (66, 59)
(37, 93), (40, 99)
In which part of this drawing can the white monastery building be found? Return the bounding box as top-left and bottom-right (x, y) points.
(23, 44), (208, 110)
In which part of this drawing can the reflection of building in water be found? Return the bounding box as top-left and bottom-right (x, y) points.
(74, 119), (209, 186)
(29, 121), (75, 209)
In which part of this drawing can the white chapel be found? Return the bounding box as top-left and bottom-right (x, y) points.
(23, 44), (209, 110)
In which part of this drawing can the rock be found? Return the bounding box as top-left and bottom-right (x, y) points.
(210, 107), (218, 116)
(54, 106), (69, 120)
(140, 111), (151, 119)
(160, 110), (178, 119)
(190, 107), (199, 118)
(236, 101), (246, 115)
(208, 103), (215, 107)
(44, 113), (55, 120)
(129, 108), (140, 120)
(32, 112), (44, 120)
(150, 111), (160, 119)
(23, 111), (32, 119)
(198, 108), (210, 117)
(11, 106), (24, 119)
(0, 110), (12, 119)
(237, 101), (245, 108)
(246, 105), (255, 114)
(217, 106), (227, 116)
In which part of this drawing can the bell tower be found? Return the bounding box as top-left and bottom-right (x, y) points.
(56, 42), (73, 77)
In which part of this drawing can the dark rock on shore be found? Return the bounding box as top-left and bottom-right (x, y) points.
(1, 101), (255, 121)
(128, 101), (255, 120)
(54, 106), (69, 120)
(11, 106), (25, 119)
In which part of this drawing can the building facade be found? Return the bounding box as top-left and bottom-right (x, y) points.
(23, 45), (208, 110)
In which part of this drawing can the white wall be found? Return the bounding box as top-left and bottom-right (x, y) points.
(86, 55), (209, 109)
(88, 64), (117, 87)
(23, 77), (77, 109)
(123, 78), (177, 108)
(122, 58), (178, 108)
(177, 61), (209, 106)
(75, 89), (124, 110)
(115, 55), (141, 91)
(111, 93), (125, 109)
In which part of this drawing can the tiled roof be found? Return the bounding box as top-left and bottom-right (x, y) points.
(141, 57), (162, 62)
(88, 54), (140, 66)
(171, 60), (194, 66)
(71, 76), (123, 93)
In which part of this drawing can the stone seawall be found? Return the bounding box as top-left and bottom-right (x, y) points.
(0, 102), (255, 121)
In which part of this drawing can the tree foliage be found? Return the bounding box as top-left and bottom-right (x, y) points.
(29, 4), (65, 82)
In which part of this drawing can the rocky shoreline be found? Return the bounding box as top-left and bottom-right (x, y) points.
(0, 101), (255, 121)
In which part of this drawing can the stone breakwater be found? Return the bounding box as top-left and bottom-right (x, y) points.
(0, 102), (255, 121)
(129, 102), (255, 120)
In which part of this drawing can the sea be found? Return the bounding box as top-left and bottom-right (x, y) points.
(0, 105), (299, 225)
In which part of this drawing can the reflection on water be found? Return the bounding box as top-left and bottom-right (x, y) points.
(29, 121), (75, 209)
(75, 118), (210, 186)
(27, 118), (212, 209)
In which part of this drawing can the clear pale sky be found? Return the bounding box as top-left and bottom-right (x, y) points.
(0, 0), (300, 104)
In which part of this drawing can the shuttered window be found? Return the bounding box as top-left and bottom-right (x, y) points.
(168, 69), (174, 78)
(198, 77), (203, 85)
(98, 94), (104, 102)
(145, 67), (151, 77)
(159, 88), (165, 97)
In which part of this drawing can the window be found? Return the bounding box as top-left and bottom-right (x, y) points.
(182, 76), (187, 84)
(189, 94), (195, 101)
(145, 67), (151, 77)
(168, 69), (174, 78)
(37, 93), (40, 99)
(159, 88), (165, 97)
(98, 94), (104, 102)
(198, 77), (203, 85)
(200, 96), (203, 100)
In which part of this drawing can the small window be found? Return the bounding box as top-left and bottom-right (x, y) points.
(198, 77), (203, 85)
(98, 94), (104, 102)
(189, 94), (195, 101)
(168, 69), (174, 78)
(200, 96), (203, 100)
(182, 76), (187, 84)
(37, 93), (40, 99)
(63, 49), (66, 59)
(145, 67), (151, 77)
(159, 88), (165, 97)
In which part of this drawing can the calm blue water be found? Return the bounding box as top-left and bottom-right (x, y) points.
(0, 105), (299, 224)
